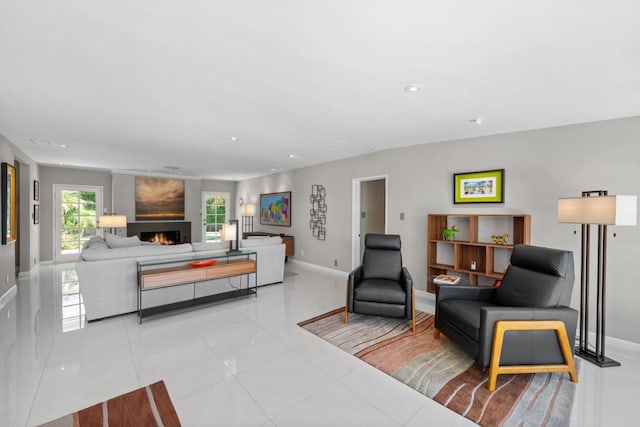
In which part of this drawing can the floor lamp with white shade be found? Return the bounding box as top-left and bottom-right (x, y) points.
(558, 191), (637, 367)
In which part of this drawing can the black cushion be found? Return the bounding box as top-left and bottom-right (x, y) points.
(439, 299), (499, 341)
(354, 279), (406, 304)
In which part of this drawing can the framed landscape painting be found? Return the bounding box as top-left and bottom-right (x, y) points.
(135, 176), (185, 220)
(260, 191), (291, 226)
(453, 169), (505, 204)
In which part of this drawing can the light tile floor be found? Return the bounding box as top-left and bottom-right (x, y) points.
(1, 262), (639, 426)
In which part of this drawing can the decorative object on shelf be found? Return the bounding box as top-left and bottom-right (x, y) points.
(1, 162), (17, 244)
(558, 191), (638, 368)
(188, 259), (217, 268)
(433, 274), (461, 285)
(33, 179), (39, 201)
(453, 169), (505, 204)
(221, 219), (240, 253)
(260, 191), (291, 226)
(309, 184), (326, 240)
(470, 260), (477, 271)
(491, 232), (509, 245)
(99, 214), (127, 234)
(135, 176), (185, 221)
(442, 225), (459, 241)
(33, 204), (39, 225)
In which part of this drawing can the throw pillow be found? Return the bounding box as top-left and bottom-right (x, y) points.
(105, 233), (141, 249)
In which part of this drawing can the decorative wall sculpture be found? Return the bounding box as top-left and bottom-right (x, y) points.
(309, 185), (326, 240)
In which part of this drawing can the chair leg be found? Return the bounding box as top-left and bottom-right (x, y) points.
(344, 280), (349, 324)
(487, 320), (579, 391)
(434, 329), (440, 339)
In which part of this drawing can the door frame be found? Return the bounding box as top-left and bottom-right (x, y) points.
(53, 184), (103, 263)
(351, 175), (388, 269)
(201, 191), (230, 241)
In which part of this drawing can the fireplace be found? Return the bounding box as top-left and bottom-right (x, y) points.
(140, 231), (180, 245)
(127, 221), (191, 245)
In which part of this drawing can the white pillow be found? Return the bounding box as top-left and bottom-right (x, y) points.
(105, 234), (141, 249)
(83, 236), (109, 251)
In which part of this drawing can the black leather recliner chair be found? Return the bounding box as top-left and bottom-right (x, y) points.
(435, 244), (579, 389)
(345, 234), (415, 331)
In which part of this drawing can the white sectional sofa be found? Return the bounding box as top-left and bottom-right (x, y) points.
(75, 234), (285, 321)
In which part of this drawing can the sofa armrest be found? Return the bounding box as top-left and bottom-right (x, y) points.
(436, 284), (495, 304)
(477, 306), (579, 367)
(347, 266), (362, 312)
(401, 267), (413, 319)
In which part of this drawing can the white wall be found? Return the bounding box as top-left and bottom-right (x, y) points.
(237, 116), (640, 344)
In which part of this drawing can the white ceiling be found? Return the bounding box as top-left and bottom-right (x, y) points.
(1, 1), (639, 180)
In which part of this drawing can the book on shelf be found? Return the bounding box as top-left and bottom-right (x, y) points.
(433, 274), (461, 285)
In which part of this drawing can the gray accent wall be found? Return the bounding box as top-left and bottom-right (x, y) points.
(112, 174), (236, 243)
(236, 116), (640, 344)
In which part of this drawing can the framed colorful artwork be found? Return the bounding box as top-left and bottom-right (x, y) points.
(453, 169), (505, 204)
(260, 191), (291, 226)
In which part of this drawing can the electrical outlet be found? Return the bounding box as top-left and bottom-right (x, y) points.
(334, 260), (338, 267)
(300, 249), (304, 256)
(400, 212), (405, 220)
(5, 274), (8, 284)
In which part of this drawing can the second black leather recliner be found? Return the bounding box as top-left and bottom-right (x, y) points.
(345, 233), (415, 331)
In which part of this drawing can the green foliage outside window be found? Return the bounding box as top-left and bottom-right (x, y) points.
(205, 195), (226, 241)
(60, 190), (98, 251)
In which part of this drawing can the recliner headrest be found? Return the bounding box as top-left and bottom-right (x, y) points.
(510, 244), (572, 277)
(365, 234), (401, 251)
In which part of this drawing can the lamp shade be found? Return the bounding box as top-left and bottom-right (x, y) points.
(221, 223), (237, 241)
(244, 203), (255, 217)
(558, 195), (637, 225)
(99, 215), (127, 228)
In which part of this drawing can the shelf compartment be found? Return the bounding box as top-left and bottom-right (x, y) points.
(458, 244), (487, 274)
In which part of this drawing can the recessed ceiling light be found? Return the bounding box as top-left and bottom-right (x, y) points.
(404, 84), (422, 93)
(470, 117), (484, 124)
(269, 168), (278, 172)
(229, 136), (238, 142)
(288, 154), (295, 159)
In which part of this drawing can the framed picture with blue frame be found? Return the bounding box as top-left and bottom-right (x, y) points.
(453, 169), (505, 204)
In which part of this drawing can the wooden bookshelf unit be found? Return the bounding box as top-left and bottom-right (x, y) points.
(427, 213), (531, 293)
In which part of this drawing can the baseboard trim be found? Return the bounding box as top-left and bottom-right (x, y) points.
(583, 331), (640, 355)
(287, 259), (349, 278)
(18, 262), (41, 279)
(0, 285), (18, 311)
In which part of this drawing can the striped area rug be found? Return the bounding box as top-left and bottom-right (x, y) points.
(298, 308), (578, 427)
(39, 381), (181, 426)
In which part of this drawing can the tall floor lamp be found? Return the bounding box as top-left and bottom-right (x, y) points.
(242, 203), (255, 235)
(558, 191), (637, 367)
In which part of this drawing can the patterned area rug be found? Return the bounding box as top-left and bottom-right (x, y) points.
(298, 308), (578, 427)
(38, 381), (181, 426)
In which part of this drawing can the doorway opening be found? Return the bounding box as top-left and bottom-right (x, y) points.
(351, 175), (387, 269)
